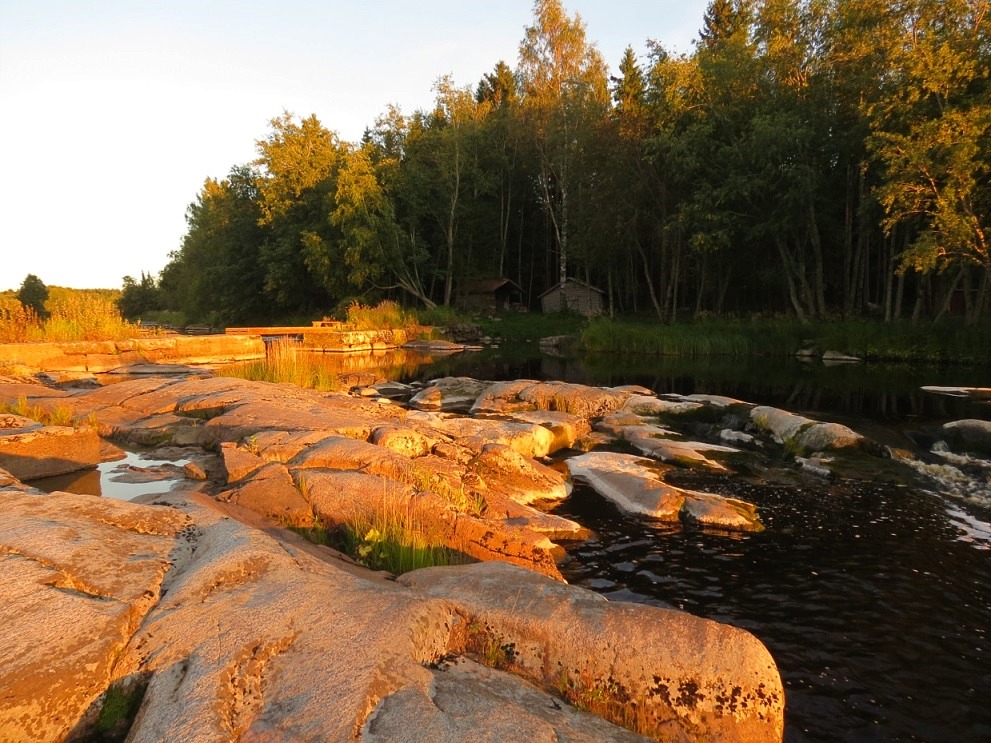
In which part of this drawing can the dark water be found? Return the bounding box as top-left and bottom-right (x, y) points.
(407, 344), (991, 742)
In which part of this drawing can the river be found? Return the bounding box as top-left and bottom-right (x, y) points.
(402, 343), (991, 743)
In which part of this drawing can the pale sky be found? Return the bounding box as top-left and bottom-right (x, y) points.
(0, 0), (709, 291)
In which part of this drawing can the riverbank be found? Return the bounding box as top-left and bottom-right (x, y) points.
(468, 314), (991, 365)
(0, 371), (786, 741)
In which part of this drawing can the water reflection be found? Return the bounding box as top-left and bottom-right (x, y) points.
(30, 450), (193, 500)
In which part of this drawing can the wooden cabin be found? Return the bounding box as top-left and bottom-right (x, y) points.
(457, 278), (523, 312)
(539, 278), (605, 316)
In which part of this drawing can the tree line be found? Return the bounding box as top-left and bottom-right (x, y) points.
(148, 0), (989, 325)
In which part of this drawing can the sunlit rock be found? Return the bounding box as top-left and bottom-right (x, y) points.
(567, 451), (763, 532)
(401, 562), (784, 742)
(0, 421), (100, 481)
(0, 490), (189, 742)
(408, 376), (489, 412)
(751, 405), (865, 453)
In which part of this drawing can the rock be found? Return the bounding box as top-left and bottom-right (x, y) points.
(401, 562), (785, 742)
(794, 421), (864, 453)
(682, 393), (753, 410)
(218, 462), (312, 523)
(751, 406), (865, 453)
(402, 338), (466, 354)
(502, 409), (591, 453)
(363, 656), (642, 742)
(369, 424), (434, 458)
(470, 444), (570, 504)
(0, 490), (190, 742)
(473, 380), (634, 419)
(922, 386), (991, 400)
(288, 435), (416, 483)
(567, 452), (763, 532)
(0, 423), (101, 481)
(822, 350), (862, 364)
(109, 463), (185, 484)
(182, 461), (207, 480)
(415, 414), (556, 459)
(616, 424), (738, 472)
(720, 429), (756, 446)
(941, 419), (991, 455)
(409, 376), (490, 412)
(220, 442), (267, 483)
(751, 406), (810, 443)
(622, 394), (705, 417)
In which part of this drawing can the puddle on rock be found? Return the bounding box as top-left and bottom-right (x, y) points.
(31, 448), (199, 500)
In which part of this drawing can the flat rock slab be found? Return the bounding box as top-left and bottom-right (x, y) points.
(567, 451), (763, 532)
(0, 424), (101, 481)
(0, 490), (189, 742)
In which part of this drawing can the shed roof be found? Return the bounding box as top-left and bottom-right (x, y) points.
(538, 277), (605, 299)
(461, 278), (522, 294)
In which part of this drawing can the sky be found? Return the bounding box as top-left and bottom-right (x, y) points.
(0, 0), (710, 292)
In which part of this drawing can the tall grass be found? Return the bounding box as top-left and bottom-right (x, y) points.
(288, 498), (471, 575)
(343, 300), (419, 332)
(218, 339), (346, 391)
(333, 505), (471, 574)
(580, 317), (991, 364)
(0, 294), (141, 343)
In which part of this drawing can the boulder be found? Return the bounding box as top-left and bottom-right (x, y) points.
(473, 380), (633, 419)
(0, 422), (101, 481)
(416, 414), (556, 459)
(369, 424), (435, 458)
(503, 409), (591, 453)
(408, 376), (490, 412)
(401, 562), (785, 742)
(751, 406), (865, 453)
(567, 452), (764, 532)
(622, 394), (705, 417)
(470, 444), (570, 504)
(941, 419), (991, 455)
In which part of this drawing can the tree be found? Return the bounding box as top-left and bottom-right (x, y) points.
(518, 0), (610, 289)
(118, 272), (161, 319)
(868, 0), (990, 322)
(161, 166), (268, 323)
(253, 112), (343, 310)
(17, 274), (48, 317)
(333, 142), (436, 307)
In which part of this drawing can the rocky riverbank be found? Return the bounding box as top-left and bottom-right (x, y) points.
(10, 363), (981, 740)
(0, 368), (795, 741)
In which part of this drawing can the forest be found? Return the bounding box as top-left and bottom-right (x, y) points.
(147, 0), (989, 325)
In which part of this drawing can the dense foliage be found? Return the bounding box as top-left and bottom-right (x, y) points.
(152, 0), (989, 325)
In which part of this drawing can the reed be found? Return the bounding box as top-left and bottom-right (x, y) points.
(218, 339), (345, 391)
(0, 294), (141, 343)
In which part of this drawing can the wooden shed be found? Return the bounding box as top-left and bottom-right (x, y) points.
(457, 278), (523, 312)
(539, 278), (605, 316)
